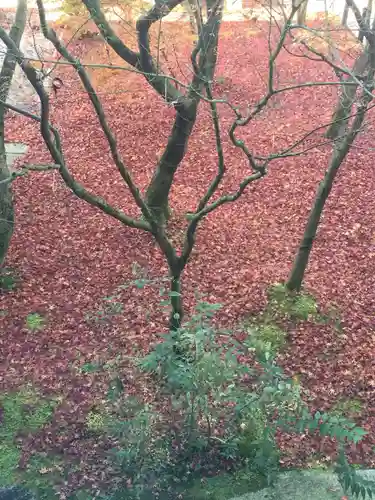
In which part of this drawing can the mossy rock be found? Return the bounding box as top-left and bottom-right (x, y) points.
(186, 468), (267, 500)
(0, 486), (35, 500)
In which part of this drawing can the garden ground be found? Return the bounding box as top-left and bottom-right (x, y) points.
(1, 19), (375, 497)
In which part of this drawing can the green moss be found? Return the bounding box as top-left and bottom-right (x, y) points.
(0, 443), (20, 486)
(331, 398), (363, 418)
(0, 267), (20, 292)
(291, 294), (318, 320)
(25, 313), (46, 331)
(245, 323), (287, 356)
(186, 468), (267, 499)
(267, 283), (318, 321)
(0, 389), (57, 492)
(0, 389), (55, 439)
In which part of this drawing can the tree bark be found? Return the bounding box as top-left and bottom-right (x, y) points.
(145, 98), (198, 224)
(0, 0), (27, 267)
(286, 94), (371, 292)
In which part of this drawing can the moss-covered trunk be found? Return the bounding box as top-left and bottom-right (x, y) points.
(0, 134), (14, 267)
(0, 0), (27, 267)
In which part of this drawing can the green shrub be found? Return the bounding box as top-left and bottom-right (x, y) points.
(103, 302), (310, 497)
(102, 299), (374, 499)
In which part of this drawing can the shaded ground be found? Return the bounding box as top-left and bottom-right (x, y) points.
(1, 19), (374, 495)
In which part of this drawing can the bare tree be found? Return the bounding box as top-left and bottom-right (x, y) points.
(82, 0), (221, 224)
(0, 0), (27, 267)
(1, 0), (369, 329)
(286, 0), (375, 291)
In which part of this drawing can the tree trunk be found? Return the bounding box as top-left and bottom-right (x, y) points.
(145, 1), (223, 224)
(297, 0), (308, 24)
(0, 135), (14, 267)
(325, 51), (368, 140)
(0, 0), (27, 267)
(169, 273), (183, 330)
(358, 7), (368, 42)
(145, 98), (198, 225)
(286, 97), (370, 292)
(342, 2), (349, 25)
(185, 0), (202, 34)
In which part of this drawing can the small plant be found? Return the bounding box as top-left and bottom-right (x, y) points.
(85, 262), (169, 325)
(215, 75), (227, 85)
(25, 313), (45, 331)
(79, 361), (103, 374)
(103, 298), (374, 499)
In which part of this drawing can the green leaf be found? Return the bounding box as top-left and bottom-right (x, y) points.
(168, 291), (181, 297)
(361, 485), (366, 499)
(134, 279), (147, 289)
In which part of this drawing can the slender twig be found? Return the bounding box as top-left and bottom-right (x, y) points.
(0, 163), (60, 185)
(0, 29), (152, 232)
(36, 0), (155, 226)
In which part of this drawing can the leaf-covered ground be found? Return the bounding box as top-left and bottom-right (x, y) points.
(1, 20), (375, 492)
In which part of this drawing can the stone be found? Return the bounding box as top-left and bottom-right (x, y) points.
(5, 143), (27, 169)
(230, 469), (375, 500)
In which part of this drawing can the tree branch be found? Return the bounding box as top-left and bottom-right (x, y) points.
(0, 29), (152, 233)
(346, 0), (375, 45)
(36, 0), (156, 227)
(82, 0), (182, 103)
(0, 163), (60, 185)
(0, 0), (27, 123)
